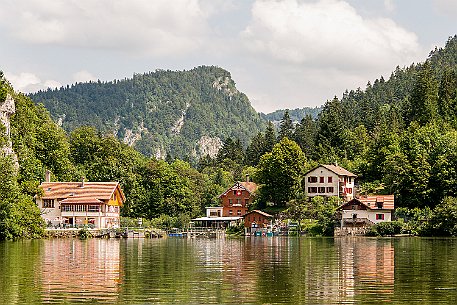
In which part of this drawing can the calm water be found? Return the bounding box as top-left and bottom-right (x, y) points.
(1, 237), (457, 304)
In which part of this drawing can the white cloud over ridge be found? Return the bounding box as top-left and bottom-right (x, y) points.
(5, 71), (61, 93)
(0, 0), (209, 56)
(242, 0), (421, 72)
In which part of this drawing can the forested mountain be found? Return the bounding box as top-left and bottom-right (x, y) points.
(261, 106), (322, 123)
(29, 66), (265, 161)
(309, 35), (457, 209)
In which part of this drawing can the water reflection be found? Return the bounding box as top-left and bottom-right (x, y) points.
(336, 238), (394, 304)
(40, 239), (121, 303)
(4, 237), (457, 304)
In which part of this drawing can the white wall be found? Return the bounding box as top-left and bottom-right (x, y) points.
(341, 210), (392, 224)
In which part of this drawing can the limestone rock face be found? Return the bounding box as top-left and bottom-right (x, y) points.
(196, 136), (222, 158)
(0, 94), (18, 166)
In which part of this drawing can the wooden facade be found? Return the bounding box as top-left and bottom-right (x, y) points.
(218, 180), (257, 217)
(244, 210), (273, 228)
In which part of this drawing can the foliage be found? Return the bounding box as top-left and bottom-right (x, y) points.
(255, 138), (306, 207)
(366, 221), (403, 236)
(29, 66), (266, 161)
(427, 197), (457, 236)
(0, 156), (44, 240)
(226, 223), (244, 236)
(394, 207), (433, 236)
(78, 227), (91, 240)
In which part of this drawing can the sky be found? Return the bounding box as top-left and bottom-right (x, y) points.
(0, 0), (456, 113)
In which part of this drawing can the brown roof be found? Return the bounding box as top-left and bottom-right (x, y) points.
(244, 210), (273, 218)
(239, 181), (258, 194)
(305, 164), (357, 177)
(359, 195), (395, 210)
(218, 181), (258, 198)
(40, 182), (125, 202)
(339, 195), (395, 210)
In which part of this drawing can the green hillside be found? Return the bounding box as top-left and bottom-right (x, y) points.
(29, 66), (266, 160)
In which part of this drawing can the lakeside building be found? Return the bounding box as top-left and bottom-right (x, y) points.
(304, 164), (357, 201)
(36, 171), (125, 229)
(337, 195), (395, 229)
(192, 175), (257, 227)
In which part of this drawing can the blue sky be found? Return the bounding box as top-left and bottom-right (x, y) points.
(0, 0), (455, 113)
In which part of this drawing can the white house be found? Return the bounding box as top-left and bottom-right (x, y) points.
(36, 172), (125, 229)
(304, 164), (357, 201)
(338, 195), (395, 227)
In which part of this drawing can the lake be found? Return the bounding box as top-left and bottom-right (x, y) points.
(1, 237), (457, 304)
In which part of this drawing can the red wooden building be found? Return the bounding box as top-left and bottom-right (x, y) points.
(244, 210), (273, 228)
(218, 178), (258, 217)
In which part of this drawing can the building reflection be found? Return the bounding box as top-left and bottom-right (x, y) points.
(336, 238), (394, 302)
(40, 239), (121, 303)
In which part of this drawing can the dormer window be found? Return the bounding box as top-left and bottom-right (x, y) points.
(376, 202), (383, 209)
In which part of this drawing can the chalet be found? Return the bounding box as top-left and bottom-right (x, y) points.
(36, 171), (125, 229)
(192, 175), (257, 227)
(304, 164), (357, 201)
(218, 176), (258, 217)
(338, 195), (395, 227)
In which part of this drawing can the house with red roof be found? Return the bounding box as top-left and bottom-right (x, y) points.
(337, 195), (395, 227)
(304, 164), (357, 201)
(36, 171), (125, 229)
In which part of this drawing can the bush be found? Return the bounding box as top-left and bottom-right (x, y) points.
(367, 221), (403, 236)
(78, 227), (91, 240)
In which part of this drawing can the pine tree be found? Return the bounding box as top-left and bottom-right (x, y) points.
(278, 110), (294, 140)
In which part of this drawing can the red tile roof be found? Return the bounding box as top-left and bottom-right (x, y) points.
(40, 182), (125, 203)
(239, 181), (258, 194)
(359, 195), (395, 210)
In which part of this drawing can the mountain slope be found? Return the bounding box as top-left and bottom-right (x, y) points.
(30, 66), (266, 160)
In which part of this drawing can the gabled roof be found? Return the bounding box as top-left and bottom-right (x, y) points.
(359, 195), (395, 210)
(39, 182), (125, 203)
(338, 198), (370, 210)
(338, 195), (395, 210)
(244, 210), (273, 218)
(218, 181), (258, 198)
(305, 164), (357, 177)
(59, 196), (104, 205)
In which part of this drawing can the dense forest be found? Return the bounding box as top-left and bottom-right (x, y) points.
(29, 66), (265, 161)
(2, 35), (457, 239)
(261, 106), (322, 122)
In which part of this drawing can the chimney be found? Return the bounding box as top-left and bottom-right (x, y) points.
(246, 174), (250, 183)
(45, 170), (51, 182)
(81, 177), (85, 188)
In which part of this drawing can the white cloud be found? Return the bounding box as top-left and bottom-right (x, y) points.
(73, 70), (97, 83)
(4, 71), (61, 93)
(0, 0), (210, 57)
(242, 0), (421, 71)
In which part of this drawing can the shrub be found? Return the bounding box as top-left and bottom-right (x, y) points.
(367, 221), (403, 236)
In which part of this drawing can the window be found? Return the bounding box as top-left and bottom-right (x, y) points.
(328, 176), (333, 183)
(233, 190), (236, 195)
(319, 177), (324, 183)
(308, 176), (318, 183)
(229, 199), (233, 205)
(376, 214), (385, 220)
(237, 210), (241, 215)
(42, 199), (54, 208)
(376, 202), (384, 209)
(346, 188), (352, 194)
(88, 205), (100, 212)
(351, 205), (357, 210)
(245, 199), (249, 205)
(248, 216), (250, 221)
(308, 187), (317, 193)
(229, 210), (233, 215)
(237, 199), (242, 205)
(326, 187), (334, 193)
(318, 187), (326, 193)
